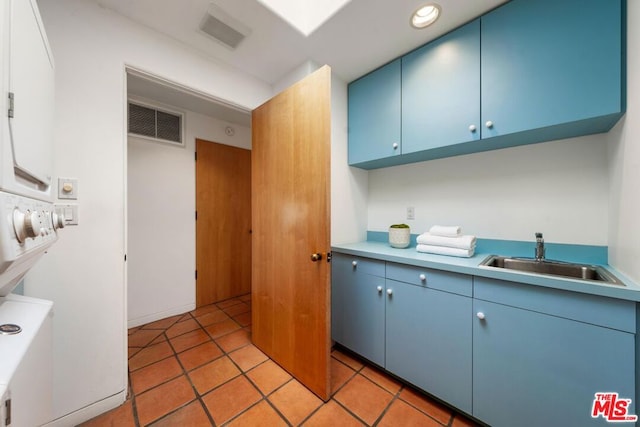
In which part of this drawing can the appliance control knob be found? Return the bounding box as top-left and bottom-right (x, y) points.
(13, 209), (42, 242)
(51, 211), (65, 230)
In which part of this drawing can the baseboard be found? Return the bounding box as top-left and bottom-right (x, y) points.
(127, 302), (195, 328)
(43, 391), (126, 427)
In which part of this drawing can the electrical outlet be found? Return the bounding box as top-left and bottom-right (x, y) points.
(406, 206), (415, 220)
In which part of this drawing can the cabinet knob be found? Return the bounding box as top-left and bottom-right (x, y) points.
(386, 288), (393, 296)
(419, 273), (426, 282)
(377, 286), (383, 293)
(392, 142), (399, 150)
(469, 124), (476, 133)
(477, 312), (486, 320)
(485, 121), (494, 129)
(352, 260), (358, 267)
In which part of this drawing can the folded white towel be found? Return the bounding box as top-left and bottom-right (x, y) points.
(416, 233), (476, 250)
(416, 244), (475, 258)
(429, 225), (462, 237)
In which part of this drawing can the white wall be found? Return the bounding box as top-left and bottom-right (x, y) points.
(608, 1), (640, 283)
(24, 0), (271, 423)
(368, 134), (609, 245)
(127, 102), (251, 328)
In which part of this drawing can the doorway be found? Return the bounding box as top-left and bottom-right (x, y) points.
(125, 69), (252, 327)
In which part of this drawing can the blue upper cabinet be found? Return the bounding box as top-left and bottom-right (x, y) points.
(347, 0), (625, 170)
(348, 59), (401, 166)
(402, 20), (480, 155)
(481, 0), (625, 142)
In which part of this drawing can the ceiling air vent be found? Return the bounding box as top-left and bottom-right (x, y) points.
(199, 4), (251, 50)
(128, 101), (184, 146)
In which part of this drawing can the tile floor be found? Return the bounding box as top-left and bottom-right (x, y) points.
(80, 294), (481, 426)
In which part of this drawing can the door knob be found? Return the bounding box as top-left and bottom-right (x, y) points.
(310, 253), (323, 262)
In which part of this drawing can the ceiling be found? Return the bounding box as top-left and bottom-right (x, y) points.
(110, 0), (508, 124)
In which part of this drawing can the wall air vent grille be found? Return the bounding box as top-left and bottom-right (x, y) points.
(128, 102), (183, 146)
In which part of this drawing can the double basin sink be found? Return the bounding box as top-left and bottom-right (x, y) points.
(480, 255), (625, 286)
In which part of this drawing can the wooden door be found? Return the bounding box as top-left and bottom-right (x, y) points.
(251, 66), (331, 400)
(195, 139), (251, 306)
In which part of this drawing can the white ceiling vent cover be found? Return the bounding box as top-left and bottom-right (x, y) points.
(128, 101), (184, 146)
(199, 5), (251, 50)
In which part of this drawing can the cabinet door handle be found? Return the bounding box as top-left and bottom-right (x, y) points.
(387, 288), (393, 296)
(392, 142), (399, 150)
(476, 312), (486, 320)
(469, 124), (477, 133)
(377, 286), (383, 293)
(485, 121), (494, 129)
(352, 260), (358, 267)
(419, 273), (426, 282)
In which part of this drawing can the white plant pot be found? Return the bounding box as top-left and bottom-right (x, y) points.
(389, 227), (410, 248)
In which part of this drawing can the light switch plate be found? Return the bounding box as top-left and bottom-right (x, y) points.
(58, 178), (78, 200)
(55, 204), (78, 225)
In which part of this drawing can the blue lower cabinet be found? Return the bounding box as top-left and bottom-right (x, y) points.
(473, 299), (635, 427)
(385, 279), (472, 414)
(331, 254), (386, 366)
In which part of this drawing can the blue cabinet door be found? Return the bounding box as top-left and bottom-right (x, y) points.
(473, 300), (635, 427)
(331, 254), (386, 367)
(348, 59), (401, 165)
(402, 20), (480, 154)
(385, 279), (472, 414)
(481, 0), (624, 140)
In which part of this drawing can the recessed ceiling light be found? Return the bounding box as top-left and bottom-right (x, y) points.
(411, 3), (441, 29)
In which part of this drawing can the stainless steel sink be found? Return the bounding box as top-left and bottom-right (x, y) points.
(479, 255), (625, 286)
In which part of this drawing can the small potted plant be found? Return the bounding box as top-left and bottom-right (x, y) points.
(389, 223), (411, 248)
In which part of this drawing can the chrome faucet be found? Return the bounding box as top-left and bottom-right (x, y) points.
(535, 232), (545, 261)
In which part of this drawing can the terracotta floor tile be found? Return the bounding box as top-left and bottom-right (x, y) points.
(332, 348), (364, 371)
(128, 329), (164, 347)
(178, 341), (224, 371)
(188, 355), (241, 394)
(222, 302), (250, 317)
(129, 341), (174, 371)
(361, 366), (401, 394)
(169, 329), (211, 353)
(135, 376), (195, 426)
(232, 312), (252, 327)
(302, 400), (365, 427)
(79, 400), (135, 427)
(202, 376), (262, 425)
(149, 334), (166, 345)
(128, 346), (142, 359)
(334, 374), (393, 425)
(190, 304), (220, 317)
(378, 399), (442, 427)
(195, 310), (230, 327)
(165, 318), (200, 338)
(215, 328), (251, 353)
(142, 315), (182, 330)
(229, 344), (269, 372)
(130, 356), (183, 394)
(226, 400), (287, 427)
(268, 379), (323, 425)
(216, 298), (243, 309)
(452, 414), (482, 427)
(149, 401), (211, 427)
(399, 387), (452, 425)
(205, 318), (242, 338)
(331, 358), (356, 395)
(177, 313), (193, 322)
(246, 360), (292, 395)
